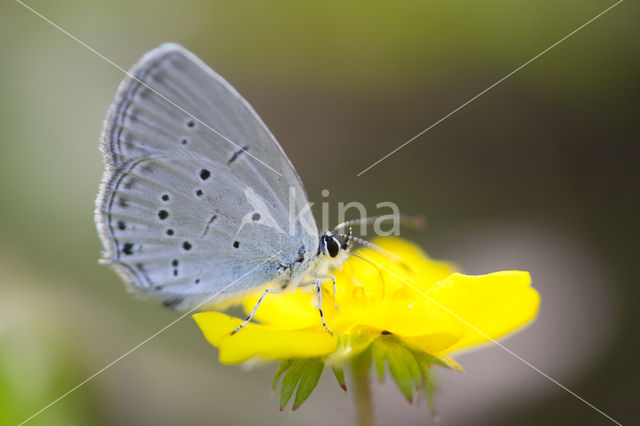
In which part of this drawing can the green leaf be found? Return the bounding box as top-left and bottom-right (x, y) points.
(331, 365), (347, 391)
(292, 359), (324, 411)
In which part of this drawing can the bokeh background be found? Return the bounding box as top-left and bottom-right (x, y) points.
(1, 1), (637, 425)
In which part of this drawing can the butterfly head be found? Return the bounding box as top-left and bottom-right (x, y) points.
(319, 228), (353, 259)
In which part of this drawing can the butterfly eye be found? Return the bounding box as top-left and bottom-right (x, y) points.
(325, 236), (340, 258)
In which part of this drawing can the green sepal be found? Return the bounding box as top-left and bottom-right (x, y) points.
(279, 361), (303, 410)
(422, 365), (438, 418)
(371, 335), (422, 402)
(408, 350), (442, 417)
(371, 341), (386, 381)
(331, 365), (347, 391)
(292, 359), (323, 410)
(273, 359), (293, 391)
(330, 327), (377, 364)
(411, 349), (456, 371)
(351, 344), (372, 377)
(277, 358), (324, 411)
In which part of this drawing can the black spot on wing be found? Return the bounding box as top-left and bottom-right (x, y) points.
(163, 296), (184, 309)
(122, 242), (134, 255)
(228, 145), (250, 164)
(199, 169), (210, 180)
(202, 214), (218, 237)
(233, 241), (240, 248)
(172, 258), (179, 276)
(158, 210), (169, 220)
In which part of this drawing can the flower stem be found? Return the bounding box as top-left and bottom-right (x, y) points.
(352, 367), (375, 426)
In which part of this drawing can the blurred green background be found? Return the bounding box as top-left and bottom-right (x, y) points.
(1, 1), (637, 425)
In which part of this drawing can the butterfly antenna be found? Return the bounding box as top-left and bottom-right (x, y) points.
(336, 232), (418, 275)
(332, 214), (426, 233)
(335, 233), (402, 263)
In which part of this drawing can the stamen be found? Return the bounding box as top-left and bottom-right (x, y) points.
(348, 252), (387, 300)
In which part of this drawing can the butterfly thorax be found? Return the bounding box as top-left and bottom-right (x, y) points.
(278, 231), (351, 291)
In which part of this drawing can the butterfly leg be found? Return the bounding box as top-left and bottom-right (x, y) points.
(314, 273), (340, 312)
(231, 287), (284, 335)
(299, 279), (333, 335)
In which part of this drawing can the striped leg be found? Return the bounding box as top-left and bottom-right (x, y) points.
(231, 287), (283, 335)
(315, 273), (340, 312)
(300, 279), (333, 335)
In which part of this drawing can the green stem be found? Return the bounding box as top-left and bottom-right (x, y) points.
(352, 368), (375, 426)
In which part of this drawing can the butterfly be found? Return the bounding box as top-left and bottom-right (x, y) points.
(95, 43), (360, 334)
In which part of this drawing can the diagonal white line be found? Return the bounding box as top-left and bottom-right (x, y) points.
(17, 255), (277, 426)
(355, 250), (622, 426)
(356, 0), (624, 176)
(15, 0), (282, 177)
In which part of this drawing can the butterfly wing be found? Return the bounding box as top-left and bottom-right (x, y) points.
(96, 43), (318, 309)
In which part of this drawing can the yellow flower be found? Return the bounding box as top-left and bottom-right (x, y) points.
(193, 237), (539, 409)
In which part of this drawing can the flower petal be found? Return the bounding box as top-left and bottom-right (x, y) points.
(426, 271), (540, 353)
(402, 332), (462, 354)
(193, 311), (239, 347)
(244, 286), (321, 329)
(334, 303), (464, 340)
(343, 237), (456, 296)
(373, 237), (456, 284)
(193, 312), (337, 364)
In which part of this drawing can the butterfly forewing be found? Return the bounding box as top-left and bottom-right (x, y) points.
(96, 43), (318, 308)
